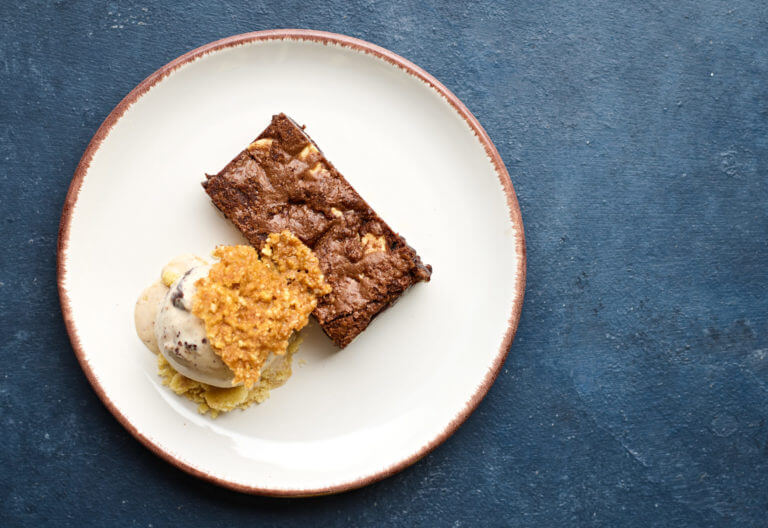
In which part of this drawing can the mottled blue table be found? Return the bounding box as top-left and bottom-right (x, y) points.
(2, 1), (767, 526)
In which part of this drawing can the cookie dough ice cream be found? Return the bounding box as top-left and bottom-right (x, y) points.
(133, 232), (331, 415)
(154, 263), (236, 387)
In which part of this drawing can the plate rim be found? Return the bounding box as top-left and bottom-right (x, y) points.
(57, 29), (527, 497)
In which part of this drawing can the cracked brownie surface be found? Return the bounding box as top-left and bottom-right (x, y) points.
(203, 113), (431, 347)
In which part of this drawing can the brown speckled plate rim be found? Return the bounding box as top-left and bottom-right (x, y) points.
(57, 29), (527, 497)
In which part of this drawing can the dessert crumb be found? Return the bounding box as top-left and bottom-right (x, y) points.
(157, 336), (301, 417)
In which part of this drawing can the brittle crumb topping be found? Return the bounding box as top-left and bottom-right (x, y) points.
(191, 232), (331, 388)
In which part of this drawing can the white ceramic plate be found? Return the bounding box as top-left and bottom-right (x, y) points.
(58, 30), (526, 496)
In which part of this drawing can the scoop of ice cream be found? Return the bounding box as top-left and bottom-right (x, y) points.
(154, 265), (237, 388)
(134, 282), (169, 354)
(139, 237), (326, 391)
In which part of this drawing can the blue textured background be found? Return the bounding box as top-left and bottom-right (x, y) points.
(2, 1), (767, 526)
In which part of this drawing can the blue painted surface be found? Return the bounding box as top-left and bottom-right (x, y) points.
(1, 1), (767, 526)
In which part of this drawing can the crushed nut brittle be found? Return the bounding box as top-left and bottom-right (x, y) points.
(191, 232), (331, 388)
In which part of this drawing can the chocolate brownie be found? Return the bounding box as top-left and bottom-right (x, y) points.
(203, 114), (432, 347)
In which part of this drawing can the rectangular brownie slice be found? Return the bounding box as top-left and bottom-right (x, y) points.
(203, 113), (432, 347)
